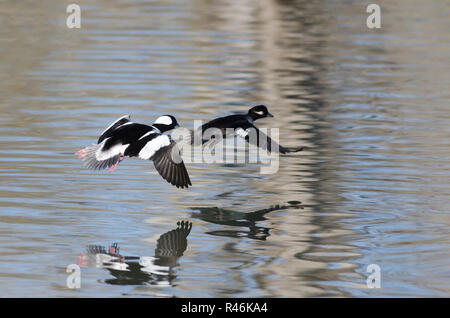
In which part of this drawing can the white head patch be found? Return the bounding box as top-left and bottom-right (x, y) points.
(154, 115), (173, 126)
(255, 110), (264, 116)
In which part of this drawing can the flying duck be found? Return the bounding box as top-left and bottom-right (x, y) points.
(192, 105), (303, 154)
(76, 114), (191, 189)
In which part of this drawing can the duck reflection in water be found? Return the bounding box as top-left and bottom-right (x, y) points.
(77, 221), (192, 286)
(190, 201), (303, 241)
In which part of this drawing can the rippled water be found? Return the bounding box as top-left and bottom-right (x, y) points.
(0, 0), (449, 297)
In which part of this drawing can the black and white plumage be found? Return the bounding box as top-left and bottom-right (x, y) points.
(76, 114), (191, 189)
(192, 105), (303, 154)
(80, 221), (193, 286)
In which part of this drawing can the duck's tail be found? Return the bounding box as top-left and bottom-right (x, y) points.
(75, 143), (122, 171)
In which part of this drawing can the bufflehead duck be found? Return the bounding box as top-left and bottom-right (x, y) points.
(76, 114), (191, 189)
(192, 105), (303, 154)
(79, 221), (192, 286)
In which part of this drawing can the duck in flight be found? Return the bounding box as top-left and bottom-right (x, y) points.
(192, 105), (303, 154)
(76, 114), (191, 189)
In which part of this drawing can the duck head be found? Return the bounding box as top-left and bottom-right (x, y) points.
(247, 105), (274, 121)
(153, 115), (180, 132)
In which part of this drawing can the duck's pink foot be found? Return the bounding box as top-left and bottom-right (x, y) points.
(108, 161), (119, 172)
(108, 243), (120, 256)
(108, 155), (124, 172)
(77, 254), (87, 267)
(76, 147), (89, 159)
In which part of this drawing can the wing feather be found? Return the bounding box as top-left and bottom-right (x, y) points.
(237, 125), (302, 154)
(98, 115), (131, 144)
(150, 141), (191, 189)
(155, 221), (192, 258)
(76, 141), (124, 171)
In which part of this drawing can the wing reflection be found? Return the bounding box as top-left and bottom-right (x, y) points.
(190, 201), (303, 241)
(77, 221), (192, 286)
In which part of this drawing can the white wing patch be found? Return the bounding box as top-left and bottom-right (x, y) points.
(138, 131), (157, 140)
(235, 127), (250, 138)
(118, 122), (133, 127)
(138, 135), (171, 160)
(96, 139), (129, 161)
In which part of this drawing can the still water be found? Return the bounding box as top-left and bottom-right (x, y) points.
(0, 0), (449, 297)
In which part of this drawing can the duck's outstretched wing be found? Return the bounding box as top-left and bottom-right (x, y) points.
(236, 125), (303, 154)
(145, 137), (191, 189)
(98, 114), (131, 144)
(155, 221), (192, 258)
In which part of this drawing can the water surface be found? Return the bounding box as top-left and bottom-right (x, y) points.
(0, 0), (449, 297)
